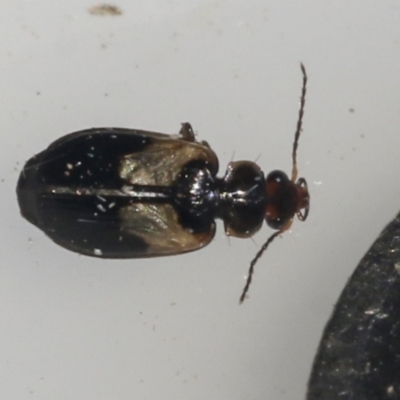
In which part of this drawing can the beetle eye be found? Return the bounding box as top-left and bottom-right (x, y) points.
(266, 170), (289, 186)
(265, 207), (286, 230)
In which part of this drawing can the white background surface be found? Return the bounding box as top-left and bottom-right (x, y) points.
(2, 1), (400, 399)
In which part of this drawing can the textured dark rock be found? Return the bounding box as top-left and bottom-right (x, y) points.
(307, 212), (400, 400)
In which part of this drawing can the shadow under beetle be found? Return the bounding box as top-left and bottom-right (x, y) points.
(17, 64), (310, 303)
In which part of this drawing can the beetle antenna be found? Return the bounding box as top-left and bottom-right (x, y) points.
(291, 63), (307, 182)
(239, 220), (293, 303)
(239, 230), (282, 303)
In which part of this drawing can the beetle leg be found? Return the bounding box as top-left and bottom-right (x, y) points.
(179, 122), (211, 148)
(179, 123), (196, 141)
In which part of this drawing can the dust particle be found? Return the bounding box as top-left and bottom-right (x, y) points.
(88, 4), (122, 16)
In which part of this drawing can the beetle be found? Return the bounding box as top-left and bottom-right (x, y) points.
(17, 64), (309, 302)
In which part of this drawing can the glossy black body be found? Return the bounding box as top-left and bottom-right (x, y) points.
(17, 127), (267, 258)
(17, 65), (309, 303)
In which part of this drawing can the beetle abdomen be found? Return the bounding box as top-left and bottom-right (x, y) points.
(17, 128), (219, 257)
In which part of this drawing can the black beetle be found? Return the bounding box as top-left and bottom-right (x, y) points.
(17, 64), (310, 302)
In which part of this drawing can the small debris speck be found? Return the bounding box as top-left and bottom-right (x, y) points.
(88, 4), (122, 16)
(394, 262), (400, 273)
